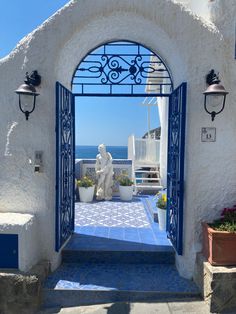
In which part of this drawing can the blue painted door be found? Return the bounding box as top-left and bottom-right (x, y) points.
(167, 82), (187, 255)
(0, 234), (18, 268)
(55, 82), (75, 251)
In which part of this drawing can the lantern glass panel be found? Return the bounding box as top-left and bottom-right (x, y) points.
(205, 94), (225, 109)
(20, 94), (34, 111)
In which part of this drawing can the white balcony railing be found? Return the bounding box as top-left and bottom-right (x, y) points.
(128, 135), (160, 165)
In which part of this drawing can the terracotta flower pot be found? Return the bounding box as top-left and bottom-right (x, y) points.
(202, 222), (236, 266)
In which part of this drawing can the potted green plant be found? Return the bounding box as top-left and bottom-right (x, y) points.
(156, 193), (167, 231)
(77, 176), (95, 203)
(202, 205), (236, 266)
(117, 174), (133, 201)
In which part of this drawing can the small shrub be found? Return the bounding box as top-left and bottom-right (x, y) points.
(117, 175), (133, 186)
(77, 176), (94, 188)
(156, 193), (167, 210)
(210, 205), (236, 232)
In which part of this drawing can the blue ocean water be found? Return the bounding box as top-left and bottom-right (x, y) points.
(75, 145), (128, 159)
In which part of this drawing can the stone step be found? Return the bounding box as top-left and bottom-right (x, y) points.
(43, 263), (200, 308)
(62, 249), (175, 264)
(62, 233), (174, 264)
(135, 170), (160, 174)
(135, 183), (162, 188)
(135, 177), (160, 181)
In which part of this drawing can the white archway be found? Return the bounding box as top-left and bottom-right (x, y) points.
(0, 0), (226, 279)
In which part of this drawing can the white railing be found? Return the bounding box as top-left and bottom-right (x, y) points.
(128, 135), (135, 160)
(128, 135), (160, 165)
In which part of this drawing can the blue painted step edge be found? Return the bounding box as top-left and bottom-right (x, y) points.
(62, 250), (175, 264)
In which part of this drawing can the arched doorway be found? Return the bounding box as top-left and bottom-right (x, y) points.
(55, 41), (186, 256)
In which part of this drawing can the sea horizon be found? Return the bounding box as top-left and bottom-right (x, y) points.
(75, 145), (128, 159)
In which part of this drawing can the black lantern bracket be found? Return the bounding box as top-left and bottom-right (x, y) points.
(206, 69), (220, 86)
(15, 71), (41, 120)
(203, 69), (228, 121)
(25, 70), (41, 86)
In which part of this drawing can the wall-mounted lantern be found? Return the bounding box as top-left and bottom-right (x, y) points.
(203, 69), (228, 121)
(15, 71), (41, 120)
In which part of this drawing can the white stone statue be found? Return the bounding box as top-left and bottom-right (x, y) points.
(95, 144), (113, 201)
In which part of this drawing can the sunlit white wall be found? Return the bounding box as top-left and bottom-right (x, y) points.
(177, 0), (210, 21)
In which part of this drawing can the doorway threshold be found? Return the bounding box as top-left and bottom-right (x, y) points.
(63, 196), (174, 264)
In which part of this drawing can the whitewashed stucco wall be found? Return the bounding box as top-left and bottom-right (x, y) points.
(0, 0), (236, 278)
(177, 0), (210, 21)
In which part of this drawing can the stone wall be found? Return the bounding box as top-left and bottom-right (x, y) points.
(194, 253), (236, 313)
(0, 261), (50, 314)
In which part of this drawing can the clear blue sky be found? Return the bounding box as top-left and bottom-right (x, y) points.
(0, 1), (69, 58)
(75, 96), (159, 146)
(0, 1), (160, 146)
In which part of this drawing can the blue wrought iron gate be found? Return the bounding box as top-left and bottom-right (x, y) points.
(167, 82), (187, 255)
(55, 82), (75, 252)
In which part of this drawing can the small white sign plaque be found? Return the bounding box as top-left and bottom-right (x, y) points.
(201, 127), (216, 142)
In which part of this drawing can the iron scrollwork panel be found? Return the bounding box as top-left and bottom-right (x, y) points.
(72, 42), (173, 95)
(78, 55), (166, 84)
(167, 82), (187, 255)
(56, 82), (75, 251)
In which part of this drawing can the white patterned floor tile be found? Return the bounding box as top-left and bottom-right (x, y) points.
(74, 199), (151, 228)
